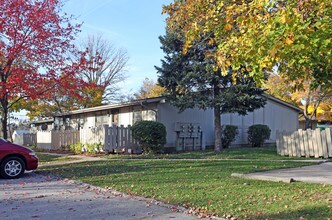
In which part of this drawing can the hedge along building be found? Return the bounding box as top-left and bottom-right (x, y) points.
(50, 94), (301, 151)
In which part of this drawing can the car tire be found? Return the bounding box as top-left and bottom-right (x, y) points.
(0, 156), (25, 179)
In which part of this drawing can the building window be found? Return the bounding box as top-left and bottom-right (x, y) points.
(133, 110), (142, 124)
(95, 114), (108, 126)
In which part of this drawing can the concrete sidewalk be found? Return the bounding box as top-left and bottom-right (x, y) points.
(38, 153), (108, 168)
(232, 162), (332, 185)
(0, 173), (199, 220)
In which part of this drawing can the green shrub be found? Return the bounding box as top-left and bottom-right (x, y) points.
(221, 125), (238, 148)
(70, 142), (103, 154)
(132, 121), (167, 154)
(248, 124), (271, 147)
(85, 143), (103, 154)
(70, 142), (84, 154)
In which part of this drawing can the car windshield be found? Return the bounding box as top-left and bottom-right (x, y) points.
(0, 137), (8, 143)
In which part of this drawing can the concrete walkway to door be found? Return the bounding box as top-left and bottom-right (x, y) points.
(232, 162), (332, 185)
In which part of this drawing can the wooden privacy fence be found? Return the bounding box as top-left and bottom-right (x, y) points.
(13, 133), (37, 146)
(79, 127), (104, 146)
(276, 128), (332, 158)
(23, 133), (37, 146)
(36, 130), (79, 150)
(104, 125), (140, 153)
(51, 130), (80, 150)
(33, 125), (139, 153)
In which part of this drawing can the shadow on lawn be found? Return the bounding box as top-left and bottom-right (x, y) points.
(37, 159), (309, 180)
(39, 160), (198, 176)
(37, 160), (242, 186)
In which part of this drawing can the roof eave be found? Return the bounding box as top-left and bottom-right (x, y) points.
(262, 93), (302, 112)
(56, 96), (166, 117)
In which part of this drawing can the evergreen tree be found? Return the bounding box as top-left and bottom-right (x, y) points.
(156, 32), (266, 151)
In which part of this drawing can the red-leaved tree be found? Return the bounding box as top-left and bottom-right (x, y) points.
(0, 0), (83, 138)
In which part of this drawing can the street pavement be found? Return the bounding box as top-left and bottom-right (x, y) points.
(0, 172), (198, 220)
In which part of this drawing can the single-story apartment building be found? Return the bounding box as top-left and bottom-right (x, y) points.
(32, 94), (301, 151)
(31, 118), (54, 132)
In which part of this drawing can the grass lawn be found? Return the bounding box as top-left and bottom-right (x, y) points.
(39, 147), (332, 219)
(37, 153), (78, 165)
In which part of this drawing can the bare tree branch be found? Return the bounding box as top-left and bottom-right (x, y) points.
(78, 34), (129, 103)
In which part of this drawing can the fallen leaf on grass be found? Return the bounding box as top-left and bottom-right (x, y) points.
(35, 195), (46, 198)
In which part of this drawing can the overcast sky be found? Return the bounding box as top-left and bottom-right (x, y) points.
(64, 0), (173, 95)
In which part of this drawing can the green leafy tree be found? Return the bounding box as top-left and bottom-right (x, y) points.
(156, 32), (266, 151)
(163, 0), (332, 96)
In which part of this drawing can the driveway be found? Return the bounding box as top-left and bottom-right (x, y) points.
(0, 172), (198, 220)
(232, 162), (332, 185)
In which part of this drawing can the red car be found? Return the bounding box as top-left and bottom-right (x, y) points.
(0, 138), (38, 179)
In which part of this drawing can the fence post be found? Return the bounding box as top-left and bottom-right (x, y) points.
(312, 129), (319, 158)
(326, 128), (332, 158)
(316, 129), (323, 157)
(303, 129), (309, 157)
(289, 132), (296, 157)
(281, 131), (288, 156)
(308, 130), (315, 157)
(298, 129), (305, 157)
(112, 126), (117, 149)
(294, 130), (300, 157)
(50, 131), (53, 150)
(321, 129), (329, 159)
(276, 130), (281, 155)
(103, 125), (110, 152)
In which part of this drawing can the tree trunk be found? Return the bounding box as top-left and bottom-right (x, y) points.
(305, 118), (312, 130)
(303, 102), (313, 130)
(212, 75), (222, 152)
(214, 106), (222, 152)
(1, 102), (8, 139)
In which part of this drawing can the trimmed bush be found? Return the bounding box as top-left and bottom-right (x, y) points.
(221, 125), (238, 148)
(132, 121), (167, 154)
(248, 124), (271, 147)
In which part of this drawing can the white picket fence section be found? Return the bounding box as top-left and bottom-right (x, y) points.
(276, 128), (332, 158)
